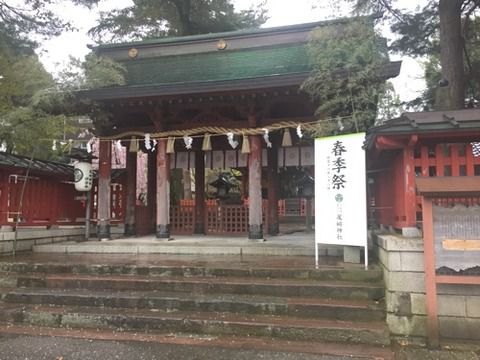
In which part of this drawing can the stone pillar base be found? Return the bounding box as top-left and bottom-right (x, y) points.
(193, 223), (205, 235)
(124, 223), (137, 236)
(268, 223), (279, 236)
(97, 223), (111, 241)
(156, 224), (171, 239)
(248, 224), (264, 241)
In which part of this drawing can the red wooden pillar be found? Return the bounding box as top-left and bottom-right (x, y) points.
(194, 151), (205, 234)
(147, 150), (157, 233)
(248, 135), (263, 240)
(97, 140), (112, 240)
(422, 196), (440, 347)
(0, 175), (9, 226)
(156, 138), (170, 238)
(124, 150), (137, 236)
(267, 147), (279, 235)
(403, 145), (417, 227)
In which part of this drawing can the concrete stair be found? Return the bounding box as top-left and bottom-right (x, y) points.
(0, 256), (393, 359)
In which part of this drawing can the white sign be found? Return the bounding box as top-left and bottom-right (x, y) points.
(314, 133), (368, 267)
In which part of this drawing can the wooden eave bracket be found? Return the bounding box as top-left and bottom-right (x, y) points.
(401, 114), (418, 128)
(443, 113), (460, 127)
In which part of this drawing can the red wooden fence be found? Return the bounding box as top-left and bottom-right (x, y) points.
(0, 173), (84, 227)
(372, 142), (480, 229)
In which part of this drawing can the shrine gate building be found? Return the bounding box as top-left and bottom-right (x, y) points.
(82, 19), (401, 241)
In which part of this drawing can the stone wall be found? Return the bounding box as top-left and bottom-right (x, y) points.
(0, 227), (86, 255)
(375, 233), (480, 344)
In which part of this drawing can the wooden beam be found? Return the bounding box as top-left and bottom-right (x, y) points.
(248, 134), (263, 240)
(156, 138), (170, 239)
(124, 150), (137, 236)
(422, 197), (440, 348)
(97, 140), (112, 240)
(194, 150), (205, 234)
(442, 239), (480, 251)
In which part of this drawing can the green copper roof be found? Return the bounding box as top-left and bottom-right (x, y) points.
(93, 18), (366, 50)
(121, 44), (310, 86)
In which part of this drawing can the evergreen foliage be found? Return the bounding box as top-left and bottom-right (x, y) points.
(88, 0), (268, 42)
(302, 18), (391, 133)
(327, 0), (480, 109)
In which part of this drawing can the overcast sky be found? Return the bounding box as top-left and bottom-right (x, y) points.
(37, 0), (425, 102)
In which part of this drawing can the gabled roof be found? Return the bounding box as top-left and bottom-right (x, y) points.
(0, 152), (73, 176)
(124, 43), (308, 86)
(92, 18), (375, 51)
(365, 108), (480, 149)
(371, 109), (480, 135)
(82, 15), (400, 100)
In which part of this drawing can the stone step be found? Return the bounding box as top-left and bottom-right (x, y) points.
(0, 324), (394, 359)
(15, 274), (384, 301)
(4, 287), (384, 322)
(0, 304), (391, 346)
(0, 261), (383, 283)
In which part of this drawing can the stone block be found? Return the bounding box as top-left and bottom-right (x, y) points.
(384, 251), (402, 271)
(399, 252), (424, 272)
(466, 297), (480, 318)
(438, 284), (480, 296)
(387, 313), (427, 337)
(375, 234), (424, 252)
(386, 291), (412, 316)
(438, 295), (466, 317)
(385, 271), (425, 293)
(343, 246), (361, 263)
(401, 227), (422, 238)
(410, 293), (426, 315)
(439, 317), (480, 340)
(0, 241), (13, 254)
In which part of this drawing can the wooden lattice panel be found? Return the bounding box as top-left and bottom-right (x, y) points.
(170, 205), (195, 234)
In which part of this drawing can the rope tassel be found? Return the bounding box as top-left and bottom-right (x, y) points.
(282, 129), (292, 147)
(202, 133), (212, 151)
(241, 134), (250, 154)
(129, 137), (139, 152)
(166, 137), (175, 153)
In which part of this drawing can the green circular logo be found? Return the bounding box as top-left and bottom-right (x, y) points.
(335, 194), (343, 202)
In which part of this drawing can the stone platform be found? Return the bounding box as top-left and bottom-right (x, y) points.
(31, 233), (342, 257)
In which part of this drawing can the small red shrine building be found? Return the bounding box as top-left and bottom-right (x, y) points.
(366, 108), (480, 344)
(366, 108), (480, 233)
(82, 19), (401, 240)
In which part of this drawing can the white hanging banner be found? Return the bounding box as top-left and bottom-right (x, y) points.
(314, 133), (368, 268)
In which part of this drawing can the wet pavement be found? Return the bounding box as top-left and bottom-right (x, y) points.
(0, 333), (358, 360)
(0, 332), (477, 360)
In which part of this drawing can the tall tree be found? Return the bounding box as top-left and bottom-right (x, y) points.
(334, 0), (480, 110)
(88, 0), (268, 42)
(302, 18), (391, 133)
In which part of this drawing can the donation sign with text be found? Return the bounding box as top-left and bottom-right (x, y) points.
(314, 133), (367, 250)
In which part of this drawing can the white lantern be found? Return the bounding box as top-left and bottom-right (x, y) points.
(74, 162), (93, 192)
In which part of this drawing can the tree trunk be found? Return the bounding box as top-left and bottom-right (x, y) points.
(439, 0), (465, 110)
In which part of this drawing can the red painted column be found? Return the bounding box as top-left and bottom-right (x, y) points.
(147, 150), (157, 233)
(403, 146), (417, 227)
(194, 151), (205, 234)
(97, 140), (112, 240)
(422, 197), (440, 348)
(0, 175), (9, 226)
(156, 138), (170, 238)
(124, 150), (137, 236)
(267, 147), (279, 235)
(248, 135), (263, 240)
